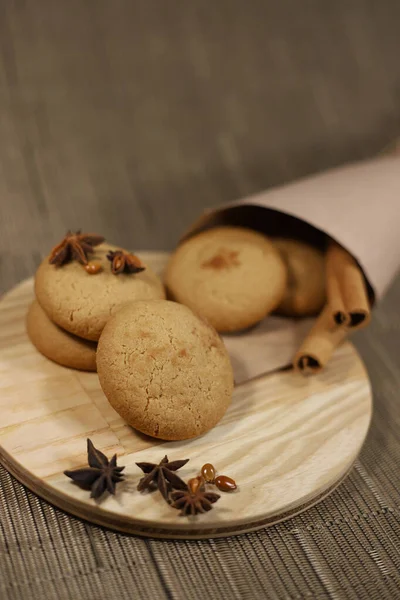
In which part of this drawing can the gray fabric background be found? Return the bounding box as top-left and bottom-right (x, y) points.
(1, 1), (399, 598)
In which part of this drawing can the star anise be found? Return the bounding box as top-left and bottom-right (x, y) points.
(107, 250), (146, 275)
(64, 439), (125, 499)
(170, 480), (220, 516)
(136, 455), (189, 503)
(49, 230), (104, 266)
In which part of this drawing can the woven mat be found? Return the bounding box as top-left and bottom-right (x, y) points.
(1, 1), (400, 598)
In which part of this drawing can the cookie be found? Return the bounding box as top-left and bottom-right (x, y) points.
(97, 300), (234, 440)
(164, 226), (287, 332)
(26, 300), (97, 371)
(35, 243), (166, 341)
(273, 238), (326, 317)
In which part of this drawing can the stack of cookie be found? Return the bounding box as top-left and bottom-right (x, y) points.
(27, 231), (166, 372)
(27, 226), (329, 440)
(27, 231), (234, 441)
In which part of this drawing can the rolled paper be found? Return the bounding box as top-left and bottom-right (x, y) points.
(293, 305), (348, 375)
(181, 154), (400, 300)
(178, 145), (400, 378)
(326, 241), (371, 330)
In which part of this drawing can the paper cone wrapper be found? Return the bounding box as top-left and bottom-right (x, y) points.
(179, 151), (400, 383)
(183, 154), (400, 299)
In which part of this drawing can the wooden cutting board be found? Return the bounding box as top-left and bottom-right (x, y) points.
(0, 252), (372, 539)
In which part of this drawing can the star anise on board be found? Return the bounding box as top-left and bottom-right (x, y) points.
(64, 439), (125, 499)
(107, 249), (146, 275)
(49, 231), (104, 266)
(136, 455), (189, 503)
(170, 479), (220, 516)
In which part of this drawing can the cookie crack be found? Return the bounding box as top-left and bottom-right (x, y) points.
(144, 356), (158, 412)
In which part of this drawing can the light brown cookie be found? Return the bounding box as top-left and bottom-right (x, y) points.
(164, 226), (287, 332)
(26, 300), (97, 371)
(35, 243), (166, 341)
(97, 300), (234, 440)
(273, 238), (326, 317)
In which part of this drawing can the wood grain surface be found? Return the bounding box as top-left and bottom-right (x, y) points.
(0, 253), (372, 538)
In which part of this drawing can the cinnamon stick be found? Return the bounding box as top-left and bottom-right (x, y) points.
(326, 241), (371, 330)
(293, 304), (348, 375)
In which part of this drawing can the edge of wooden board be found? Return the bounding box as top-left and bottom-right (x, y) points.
(0, 383), (371, 540)
(0, 267), (373, 540)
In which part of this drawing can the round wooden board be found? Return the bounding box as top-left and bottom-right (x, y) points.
(0, 252), (372, 539)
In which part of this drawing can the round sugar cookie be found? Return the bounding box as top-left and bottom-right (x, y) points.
(273, 238), (326, 317)
(26, 300), (97, 371)
(35, 243), (166, 341)
(97, 300), (234, 440)
(165, 227), (287, 332)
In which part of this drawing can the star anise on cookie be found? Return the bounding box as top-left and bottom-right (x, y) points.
(107, 250), (146, 275)
(136, 455), (189, 502)
(170, 479), (220, 516)
(64, 439), (125, 499)
(49, 231), (104, 266)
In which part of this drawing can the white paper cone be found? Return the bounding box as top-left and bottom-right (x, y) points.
(179, 152), (400, 382)
(184, 154), (400, 299)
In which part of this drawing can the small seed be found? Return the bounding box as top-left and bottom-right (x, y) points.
(84, 261), (102, 274)
(188, 476), (203, 494)
(114, 257), (124, 271)
(201, 463), (216, 483)
(215, 475), (237, 492)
